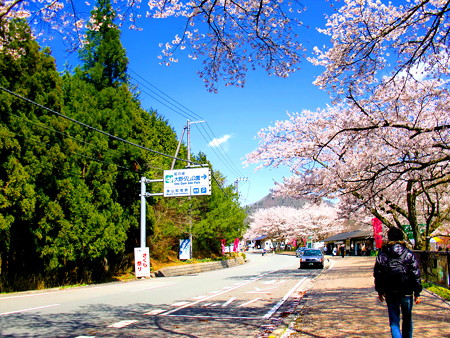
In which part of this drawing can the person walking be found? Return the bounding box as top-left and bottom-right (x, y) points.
(340, 244), (345, 258)
(374, 227), (422, 338)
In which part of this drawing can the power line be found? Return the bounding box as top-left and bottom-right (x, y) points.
(129, 70), (247, 179)
(0, 85), (194, 165)
(129, 69), (203, 121)
(1, 85), (230, 196)
(9, 113), (165, 172)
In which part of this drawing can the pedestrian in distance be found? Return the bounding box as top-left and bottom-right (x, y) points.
(340, 244), (345, 258)
(374, 227), (422, 338)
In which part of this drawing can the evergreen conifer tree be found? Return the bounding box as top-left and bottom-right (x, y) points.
(79, 0), (129, 90)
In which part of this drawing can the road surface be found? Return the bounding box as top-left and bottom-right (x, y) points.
(0, 253), (324, 337)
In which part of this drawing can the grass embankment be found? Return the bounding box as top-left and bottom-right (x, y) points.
(423, 282), (450, 301)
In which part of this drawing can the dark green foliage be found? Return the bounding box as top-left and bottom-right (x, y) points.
(0, 6), (247, 292)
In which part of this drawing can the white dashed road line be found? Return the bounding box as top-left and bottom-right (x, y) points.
(107, 320), (138, 328)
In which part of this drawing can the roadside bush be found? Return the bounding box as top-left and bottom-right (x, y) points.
(423, 282), (450, 301)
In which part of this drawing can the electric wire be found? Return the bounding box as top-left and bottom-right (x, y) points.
(9, 113), (165, 172)
(129, 69), (203, 121)
(1, 85), (230, 197)
(0, 85), (194, 165)
(129, 69), (247, 180)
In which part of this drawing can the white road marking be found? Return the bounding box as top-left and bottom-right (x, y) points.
(262, 280), (285, 285)
(263, 277), (307, 319)
(163, 314), (261, 319)
(144, 309), (166, 315)
(107, 320), (138, 328)
(172, 301), (191, 307)
(245, 286), (276, 294)
(160, 260), (299, 317)
(192, 295), (207, 300)
(222, 297), (237, 307)
(0, 304), (60, 316)
(161, 276), (266, 316)
(238, 298), (262, 307)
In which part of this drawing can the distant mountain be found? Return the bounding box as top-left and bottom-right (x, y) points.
(245, 193), (308, 215)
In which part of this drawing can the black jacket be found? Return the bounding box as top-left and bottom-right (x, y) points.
(374, 241), (422, 297)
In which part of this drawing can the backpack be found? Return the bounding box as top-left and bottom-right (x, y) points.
(385, 249), (409, 292)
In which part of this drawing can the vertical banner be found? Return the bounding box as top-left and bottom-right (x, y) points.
(372, 218), (383, 249)
(221, 239), (226, 254)
(134, 247), (150, 278)
(233, 238), (240, 252)
(179, 239), (191, 260)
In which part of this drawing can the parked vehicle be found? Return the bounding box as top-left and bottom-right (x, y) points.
(296, 247), (307, 258)
(299, 249), (324, 269)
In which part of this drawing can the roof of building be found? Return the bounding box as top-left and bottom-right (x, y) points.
(323, 229), (373, 242)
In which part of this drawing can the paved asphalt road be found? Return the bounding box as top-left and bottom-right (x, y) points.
(0, 253), (324, 337)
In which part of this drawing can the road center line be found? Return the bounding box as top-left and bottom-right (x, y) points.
(0, 304), (60, 316)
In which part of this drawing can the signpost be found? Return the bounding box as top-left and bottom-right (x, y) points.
(163, 168), (211, 197)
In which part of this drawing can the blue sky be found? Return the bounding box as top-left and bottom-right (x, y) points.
(45, 1), (333, 206)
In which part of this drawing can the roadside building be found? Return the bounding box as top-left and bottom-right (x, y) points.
(322, 230), (374, 256)
(245, 235), (274, 252)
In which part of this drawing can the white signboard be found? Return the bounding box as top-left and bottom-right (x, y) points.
(179, 239), (191, 260)
(164, 168), (211, 197)
(134, 247), (150, 278)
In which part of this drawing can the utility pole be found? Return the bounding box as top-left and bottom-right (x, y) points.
(172, 119), (205, 259)
(234, 177), (248, 198)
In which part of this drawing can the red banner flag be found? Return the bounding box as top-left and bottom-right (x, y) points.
(221, 239), (226, 254)
(233, 238), (240, 252)
(372, 218), (383, 249)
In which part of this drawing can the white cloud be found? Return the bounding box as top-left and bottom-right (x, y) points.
(208, 134), (232, 148)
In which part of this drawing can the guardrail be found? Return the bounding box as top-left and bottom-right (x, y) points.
(413, 251), (450, 289)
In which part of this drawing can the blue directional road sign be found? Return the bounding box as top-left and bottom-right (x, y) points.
(163, 168), (211, 197)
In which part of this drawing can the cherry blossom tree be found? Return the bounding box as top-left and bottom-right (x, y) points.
(2, 1), (450, 93)
(312, 0), (450, 100)
(0, 0), (307, 92)
(245, 202), (341, 246)
(246, 74), (450, 248)
(296, 202), (343, 242)
(245, 206), (299, 244)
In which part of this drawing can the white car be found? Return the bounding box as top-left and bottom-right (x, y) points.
(299, 249), (324, 269)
